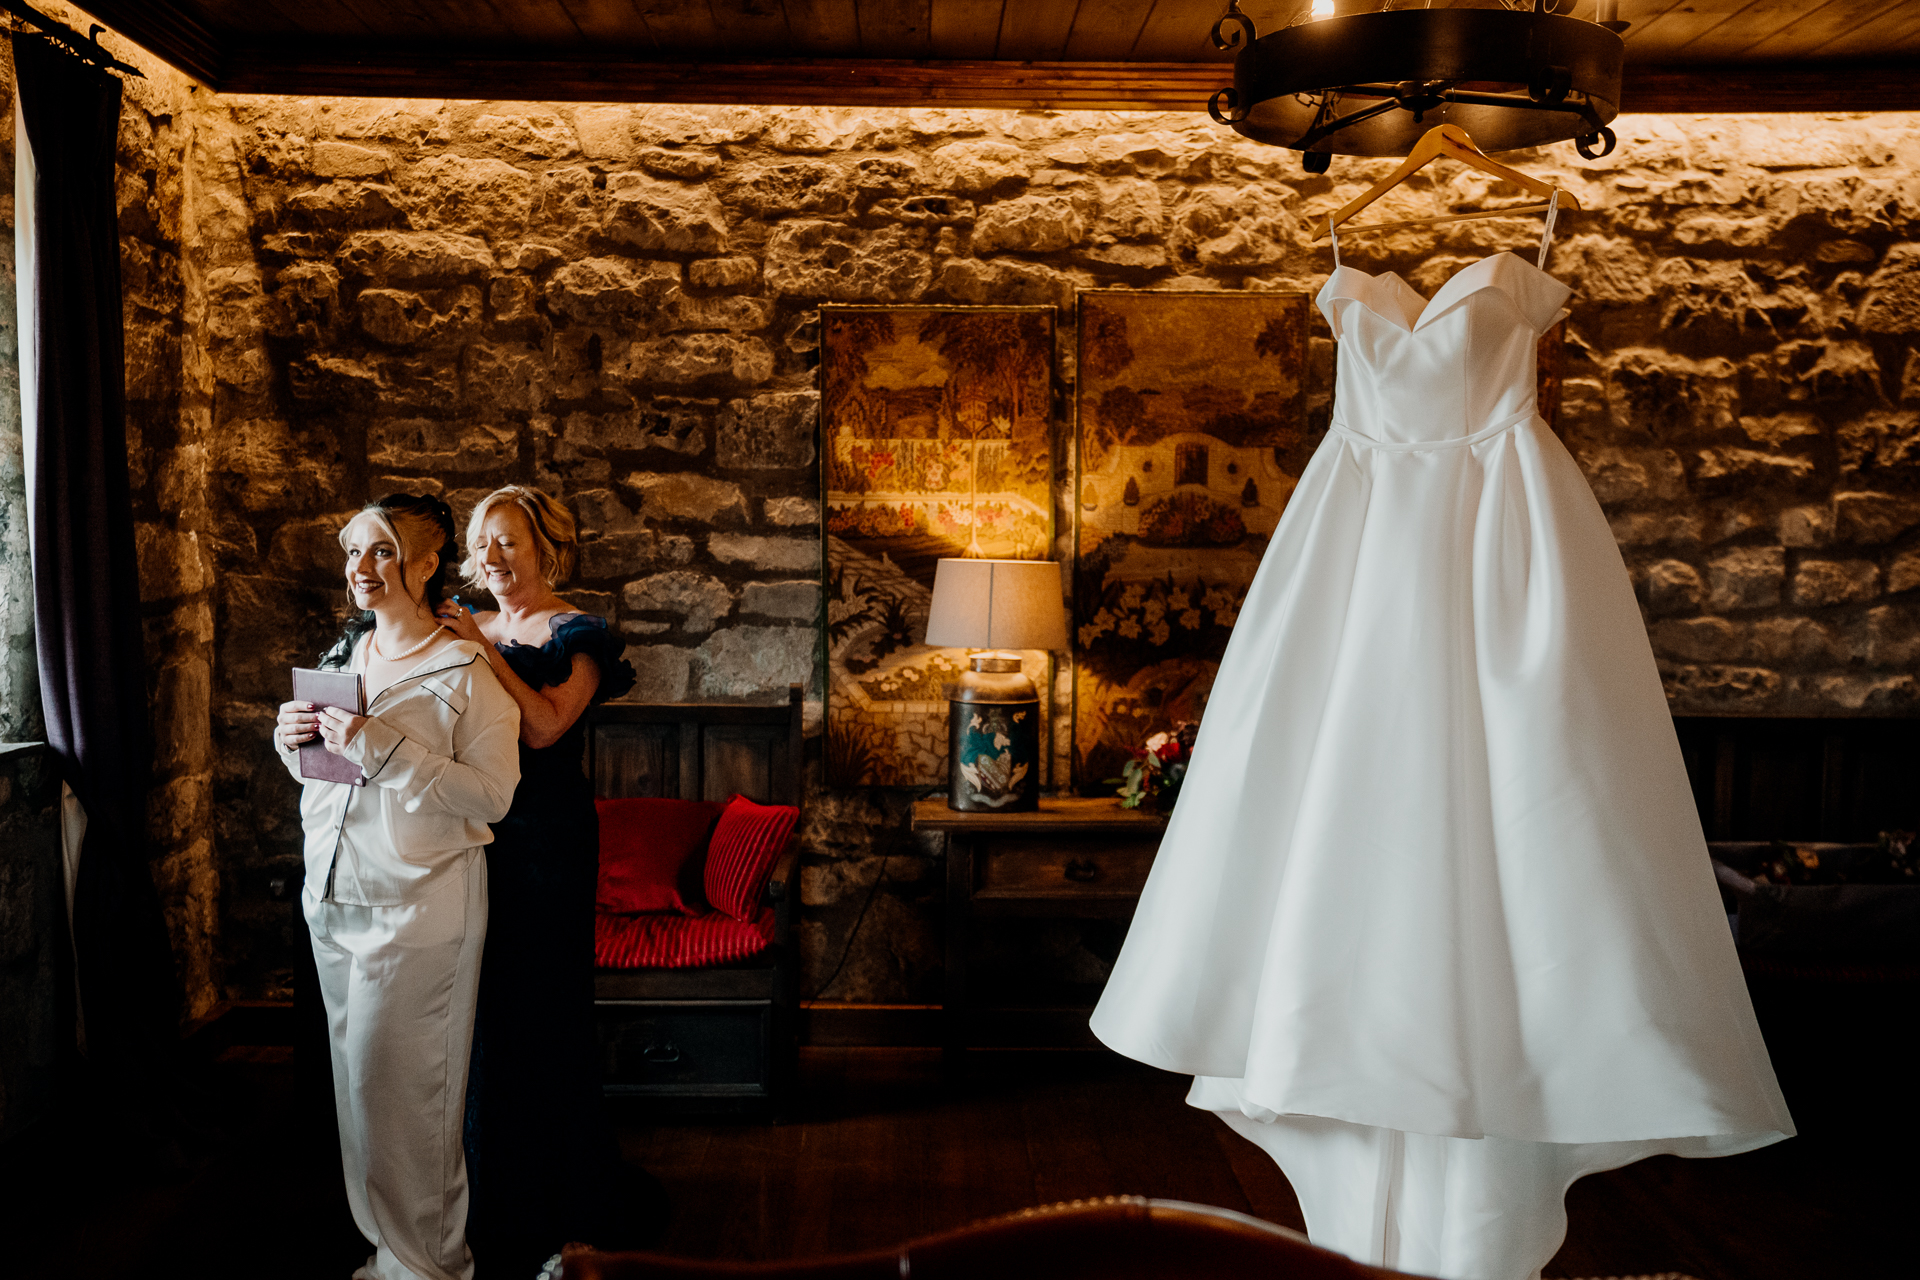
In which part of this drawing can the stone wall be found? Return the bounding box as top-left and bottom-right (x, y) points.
(0, 14), (222, 1024)
(9, 31), (1920, 1009)
(184, 101), (1920, 1004)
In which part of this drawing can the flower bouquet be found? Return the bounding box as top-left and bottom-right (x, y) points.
(1106, 721), (1199, 811)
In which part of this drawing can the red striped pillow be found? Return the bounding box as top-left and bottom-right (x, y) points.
(703, 795), (799, 922)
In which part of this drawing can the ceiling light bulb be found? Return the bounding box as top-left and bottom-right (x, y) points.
(1311, 0), (1335, 15)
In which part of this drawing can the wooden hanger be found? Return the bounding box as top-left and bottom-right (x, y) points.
(1314, 124), (1580, 242)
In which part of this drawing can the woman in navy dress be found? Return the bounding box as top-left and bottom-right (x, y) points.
(434, 485), (651, 1277)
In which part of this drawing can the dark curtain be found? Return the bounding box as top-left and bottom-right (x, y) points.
(15, 37), (180, 1086)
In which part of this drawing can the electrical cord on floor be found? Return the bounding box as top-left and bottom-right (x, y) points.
(808, 852), (891, 1001)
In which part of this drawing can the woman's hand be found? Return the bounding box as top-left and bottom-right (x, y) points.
(276, 701), (319, 752)
(317, 706), (371, 755)
(434, 597), (488, 646)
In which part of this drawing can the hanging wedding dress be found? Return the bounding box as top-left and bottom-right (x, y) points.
(1088, 233), (1793, 1280)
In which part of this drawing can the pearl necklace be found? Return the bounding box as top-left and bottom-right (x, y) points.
(371, 625), (442, 663)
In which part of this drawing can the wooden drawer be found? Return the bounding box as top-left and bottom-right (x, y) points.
(595, 1000), (770, 1097)
(975, 836), (1158, 898)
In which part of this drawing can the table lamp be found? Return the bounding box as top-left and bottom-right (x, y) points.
(923, 558), (1069, 812)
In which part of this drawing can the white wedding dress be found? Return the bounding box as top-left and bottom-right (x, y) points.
(1089, 246), (1793, 1280)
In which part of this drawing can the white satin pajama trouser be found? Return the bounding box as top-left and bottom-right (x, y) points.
(305, 853), (488, 1280)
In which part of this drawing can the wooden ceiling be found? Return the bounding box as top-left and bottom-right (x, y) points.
(72, 0), (1920, 110)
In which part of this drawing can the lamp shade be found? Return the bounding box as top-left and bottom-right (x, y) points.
(923, 559), (1069, 652)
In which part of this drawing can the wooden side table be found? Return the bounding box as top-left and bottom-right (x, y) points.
(911, 796), (1168, 1056)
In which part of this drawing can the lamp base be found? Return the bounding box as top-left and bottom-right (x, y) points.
(944, 655), (1040, 812)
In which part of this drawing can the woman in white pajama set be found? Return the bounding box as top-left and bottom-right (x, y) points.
(276, 495), (521, 1280)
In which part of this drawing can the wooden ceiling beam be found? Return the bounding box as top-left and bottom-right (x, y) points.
(196, 53), (1920, 114)
(65, 1), (1920, 114)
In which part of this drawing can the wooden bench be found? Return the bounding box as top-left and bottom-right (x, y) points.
(586, 684), (803, 1119)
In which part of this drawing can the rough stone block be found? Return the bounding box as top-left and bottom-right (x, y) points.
(489, 277), (539, 324)
(578, 530), (695, 580)
(1789, 673), (1918, 714)
(764, 497), (821, 527)
(1577, 448), (1652, 504)
(1858, 243), (1920, 334)
(624, 472), (750, 525)
(1643, 559), (1704, 614)
(570, 105), (636, 159)
(865, 195), (976, 226)
(1838, 411), (1920, 478)
(337, 231), (494, 284)
(659, 290), (777, 333)
(468, 110), (579, 158)
(325, 99), (452, 146)
(461, 342), (548, 411)
(1661, 664), (1783, 712)
(284, 182), (411, 234)
(1833, 490), (1920, 544)
(395, 153), (537, 237)
(544, 257), (680, 321)
(556, 405), (709, 460)
(312, 141), (391, 177)
(937, 257), (1081, 309)
(357, 285), (482, 346)
(604, 172), (730, 252)
(1082, 243), (1168, 270)
(708, 534), (818, 572)
(740, 581), (820, 621)
(1608, 512), (1703, 549)
(623, 644), (693, 702)
(928, 140), (1034, 194)
(1650, 617), (1744, 663)
(1890, 550), (1920, 595)
(689, 257), (760, 289)
(1749, 616), (1849, 664)
(1864, 603), (1920, 665)
(639, 147), (722, 179)
(568, 488), (644, 535)
(696, 625), (815, 697)
(622, 571), (735, 633)
(1093, 179), (1165, 240)
(136, 524), (210, 602)
(1706, 547), (1786, 612)
(1738, 413), (1824, 447)
(153, 658), (213, 773)
(719, 161), (850, 216)
(1693, 447), (1815, 489)
(367, 420), (516, 473)
(1777, 505), (1832, 547)
(526, 166), (601, 251)
(1792, 559), (1880, 607)
(619, 334), (775, 387)
(764, 222), (931, 302)
(717, 392), (818, 469)
(972, 196), (1087, 253)
(632, 105), (764, 147)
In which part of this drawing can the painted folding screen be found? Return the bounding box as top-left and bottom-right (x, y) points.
(821, 306), (1055, 787)
(1072, 290), (1310, 792)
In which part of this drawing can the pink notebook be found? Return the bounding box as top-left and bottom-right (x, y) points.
(292, 667), (367, 787)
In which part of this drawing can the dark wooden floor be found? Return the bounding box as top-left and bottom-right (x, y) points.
(4, 1041), (1908, 1280)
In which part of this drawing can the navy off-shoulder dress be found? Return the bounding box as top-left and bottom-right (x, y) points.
(463, 615), (636, 1274)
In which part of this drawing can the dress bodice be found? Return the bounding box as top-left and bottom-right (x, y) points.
(1318, 253), (1571, 446)
(495, 613), (636, 799)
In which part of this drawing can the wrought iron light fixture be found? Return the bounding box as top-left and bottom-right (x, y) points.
(1208, 0), (1626, 172)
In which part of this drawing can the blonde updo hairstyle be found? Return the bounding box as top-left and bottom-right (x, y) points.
(462, 485), (579, 591)
(320, 492), (459, 669)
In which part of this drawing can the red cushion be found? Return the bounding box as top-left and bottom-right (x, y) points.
(703, 795), (800, 922)
(595, 798), (723, 916)
(595, 907), (777, 969)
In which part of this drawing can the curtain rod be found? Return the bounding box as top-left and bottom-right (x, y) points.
(2, 0), (146, 78)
